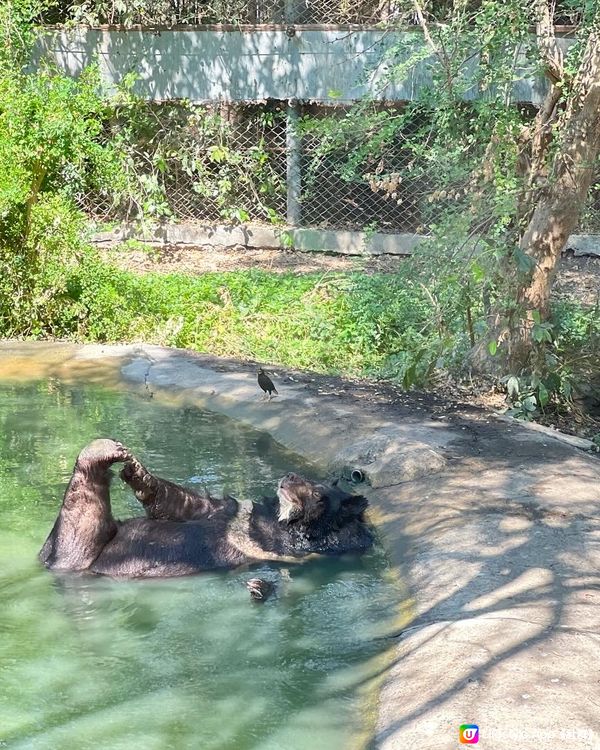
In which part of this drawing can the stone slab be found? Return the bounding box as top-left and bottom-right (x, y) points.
(332, 430), (447, 488)
(292, 228), (422, 255)
(565, 234), (600, 257)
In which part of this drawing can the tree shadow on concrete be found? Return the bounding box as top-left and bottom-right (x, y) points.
(370, 430), (600, 746)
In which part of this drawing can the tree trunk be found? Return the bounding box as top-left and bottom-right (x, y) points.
(516, 30), (600, 320)
(472, 27), (600, 373)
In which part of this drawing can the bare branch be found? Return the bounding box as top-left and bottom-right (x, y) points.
(411, 0), (439, 56)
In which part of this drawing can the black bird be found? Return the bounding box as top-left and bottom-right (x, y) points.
(257, 368), (278, 401)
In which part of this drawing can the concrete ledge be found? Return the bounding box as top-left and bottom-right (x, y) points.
(92, 222), (424, 255)
(292, 228), (421, 255)
(34, 27), (573, 106)
(93, 222), (600, 257)
(94, 222), (249, 247)
(243, 224), (284, 248)
(92, 222), (423, 255)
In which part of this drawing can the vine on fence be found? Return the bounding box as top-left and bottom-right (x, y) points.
(84, 93), (287, 225)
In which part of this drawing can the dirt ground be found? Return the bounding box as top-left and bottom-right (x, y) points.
(101, 242), (409, 275)
(554, 254), (600, 305)
(100, 243), (600, 440)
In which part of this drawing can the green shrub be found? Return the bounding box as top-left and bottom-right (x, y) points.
(0, 0), (128, 336)
(50, 252), (466, 384)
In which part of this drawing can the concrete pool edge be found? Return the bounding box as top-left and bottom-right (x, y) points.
(1, 340), (599, 750)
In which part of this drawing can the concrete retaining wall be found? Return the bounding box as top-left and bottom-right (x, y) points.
(33, 26), (572, 105)
(93, 222), (600, 257)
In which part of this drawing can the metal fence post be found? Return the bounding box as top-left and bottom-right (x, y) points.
(284, 0), (304, 23)
(285, 0), (303, 227)
(286, 100), (302, 226)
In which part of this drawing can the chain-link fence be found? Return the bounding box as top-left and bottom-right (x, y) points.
(42, 1), (597, 238)
(81, 101), (440, 233)
(39, 1), (588, 26)
(40, 0), (407, 26)
(80, 102), (288, 225)
(299, 104), (430, 232)
(80, 98), (600, 236)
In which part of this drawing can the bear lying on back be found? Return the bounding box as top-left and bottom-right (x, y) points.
(120, 455), (372, 557)
(39, 439), (373, 579)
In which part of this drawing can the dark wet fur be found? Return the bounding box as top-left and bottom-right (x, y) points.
(90, 515), (247, 577)
(40, 444), (373, 579)
(120, 460), (372, 559)
(39, 439), (128, 571)
(249, 476), (372, 557)
(246, 578), (275, 601)
(120, 458), (237, 521)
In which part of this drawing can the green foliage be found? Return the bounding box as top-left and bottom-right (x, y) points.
(0, 1), (128, 335)
(0, 64), (113, 237)
(1, 0), (45, 68)
(503, 374), (550, 421)
(298, 0), (537, 330)
(298, 0), (600, 403)
(3, 250), (459, 384)
(503, 299), (600, 421)
(1, 229), (596, 398)
(101, 96), (286, 224)
(0, 0), (598, 427)
(0, 193), (89, 336)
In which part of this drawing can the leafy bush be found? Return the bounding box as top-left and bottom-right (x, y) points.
(85, 96), (287, 225)
(502, 299), (600, 421)
(0, 2), (127, 335)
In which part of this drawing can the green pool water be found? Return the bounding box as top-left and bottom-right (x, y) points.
(0, 379), (400, 750)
